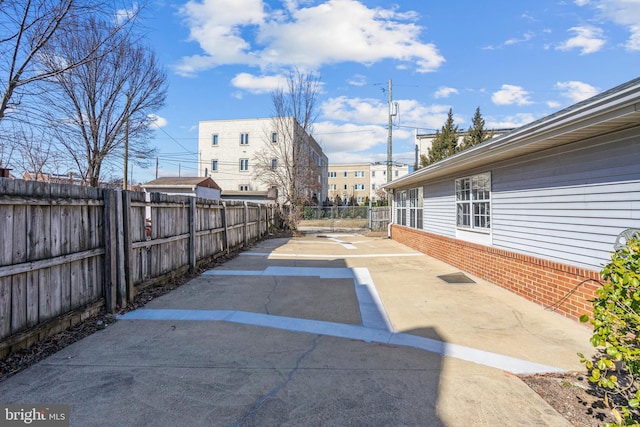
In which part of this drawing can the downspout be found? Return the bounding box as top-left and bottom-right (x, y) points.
(387, 188), (394, 239)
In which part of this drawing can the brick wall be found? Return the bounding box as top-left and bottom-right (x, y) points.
(391, 225), (602, 322)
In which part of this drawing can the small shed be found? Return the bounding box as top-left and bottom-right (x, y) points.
(142, 177), (221, 200)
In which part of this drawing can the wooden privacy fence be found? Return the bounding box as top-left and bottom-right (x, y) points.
(370, 206), (390, 231)
(0, 178), (276, 357)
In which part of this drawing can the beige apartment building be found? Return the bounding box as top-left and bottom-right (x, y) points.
(328, 162), (409, 205)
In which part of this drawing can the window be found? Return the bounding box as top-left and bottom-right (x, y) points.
(343, 171), (348, 177)
(408, 187), (423, 229)
(371, 171), (376, 177)
(354, 171), (365, 178)
(371, 184), (376, 190)
(395, 191), (407, 226)
(343, 184), (348, 190)
(330, 184), (337, 190)
(271, 158), (277, 170)
(456, 172), (491, 230)
(354, 184), (365, 190)
(329, 171), (337, 178)
(240, 133), (249, 145)
(271, 132), (278, 143)
(395, 170), (399, 177)
(211, 134), (218, 146)
(240, 159), (249, 171)
(239, 185), (249, 191)
(211, 160), (218, 172)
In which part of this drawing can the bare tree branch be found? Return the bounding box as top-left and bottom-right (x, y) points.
(253, 69), (323, 230)
(40, 14), (166, 186)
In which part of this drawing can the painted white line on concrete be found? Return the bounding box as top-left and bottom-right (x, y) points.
(204, 266), (392, 331)
(240, 252), (424, 259)
(352, 268), (394, 331)
(117, 308), (563, 375)
(328, 237), (357, 250)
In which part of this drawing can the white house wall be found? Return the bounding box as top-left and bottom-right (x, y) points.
(490, 126), (640, 270)
(402, 125), (640, 272)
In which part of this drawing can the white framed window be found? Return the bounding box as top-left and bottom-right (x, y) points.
(211, 134), (218, 146)
(456, 172), (491, 230)
(395, 190), (407, 226)
(240, 133), (249, 145)
(354, 184), (365, 190)
(395, 170), (399, 177)
(343, 171), (348, 177)
(329, 171), (337, 178)
(211, 160), (218, 172)
(408, 187), (423, 229)
(343, 184), (348, 190)
(271, 158), (277, 170)
(240, 159), (249, 171)
(371, 171), (376, 177)
(354, 171), (365, 178)
(239, 184), (249, 191)
(371, 184), (376, 190)
(330, 184), (337, 190)
(271, 132), (278, 143)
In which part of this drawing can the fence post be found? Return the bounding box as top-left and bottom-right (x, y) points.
(243, 201), (248, 247)
(222, 202), (229, 254)
(115, 190), (126, 308)
(103, 190), (117, 312)
(121, 191), (134, 305)
(189, 197), (196, 273)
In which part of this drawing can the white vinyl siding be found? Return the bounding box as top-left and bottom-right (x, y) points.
(423, 180), (456, 238)
(490, 130), (640, 270)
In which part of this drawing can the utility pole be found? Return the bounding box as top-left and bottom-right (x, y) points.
(123, 91), (130, 190)
(387, 79), (393, 184)
(155, 157), (159, 179)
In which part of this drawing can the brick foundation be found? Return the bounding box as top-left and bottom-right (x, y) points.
(391, 225), (602, 322)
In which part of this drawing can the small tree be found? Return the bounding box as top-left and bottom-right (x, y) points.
(460, 107), (494, 151)
(579, 236), (640, 426)
(423, 108), (459, 166)
(254, 69), (322, 230)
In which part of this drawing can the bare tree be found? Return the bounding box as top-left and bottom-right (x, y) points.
(0, 0), (137, 169)
(40, 16), (167, 186)
(253, 69), (322, 230)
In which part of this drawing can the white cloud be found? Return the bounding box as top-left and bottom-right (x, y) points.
(574, 0), (590, 6)
(321, 97), (387, 124)
(314, 121), (387, 154)
(587, 0), (640, 50)
(148, 114), (168, 128)
(555, 81), (599, 103)
(176, 0), (444, 76)
(504, 31), (535, 46)
(230, 72), (286, 93)
(556, 26), (605, 54)
(486, 113), (537, 129)
(347, 74), (367, 87)
(434, 86), (459, 99)
(546, 100), (562, 108)
(491, 85), (533, 106)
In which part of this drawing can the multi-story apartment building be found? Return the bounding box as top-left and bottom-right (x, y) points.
(415, 129), (513, 165)
(328, 162), (409, 205)
(198, 117), (328, 205)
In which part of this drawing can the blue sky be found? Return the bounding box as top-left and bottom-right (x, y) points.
(135, 0), (640, 183)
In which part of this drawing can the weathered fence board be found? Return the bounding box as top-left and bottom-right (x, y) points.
(0, 178), (276, 356)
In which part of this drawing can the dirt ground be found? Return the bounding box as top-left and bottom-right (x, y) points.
(520, 372), (616, 426)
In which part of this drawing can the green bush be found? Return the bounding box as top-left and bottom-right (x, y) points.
(579, 236), (640, 426)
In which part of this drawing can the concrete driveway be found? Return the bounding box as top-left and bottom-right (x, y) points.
(0, 233), (594, 426)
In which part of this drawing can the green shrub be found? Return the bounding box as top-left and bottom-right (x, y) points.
(579, 236), (640, 426)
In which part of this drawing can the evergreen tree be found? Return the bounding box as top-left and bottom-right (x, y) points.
(460, 107), (494, 151)
(426, 108), (459, 165)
